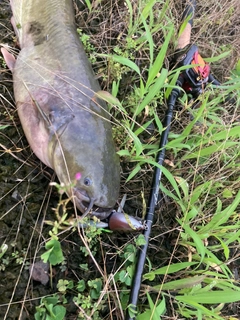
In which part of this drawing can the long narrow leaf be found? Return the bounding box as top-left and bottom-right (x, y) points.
(141, 15), (154, 65)
(137, 295), (166, 320)
(178, 300), (226, 319)
(198, 190), (240, 234)
(126, 164), (142, 182)
(143, 262), (197, 281)
(165, 70), (181, 99)
(210, 125), (240, 141)
(183, 141), (238, 159)
(146, 292), (162, 320)
(204, 50), (231, 63)
(142, 0), (157, 20)
(134, 68), (168, 117)
(146, 26), (174, 88)
(153, 275), (206, 291)
(129, 155), (181, 199)
(124, 0), (133, 32)
(99, 54), (141, 75)
(183, 224), (206, 264)
(176, 290), (240, 304)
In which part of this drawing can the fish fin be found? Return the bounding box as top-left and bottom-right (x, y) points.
(1, 47), (16, 71)
(16, 100), (53, 168)
(22, 82), (51, 125)
(23, 82), (74, 139)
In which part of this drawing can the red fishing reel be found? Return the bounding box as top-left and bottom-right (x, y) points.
(174, 44), (211, 97)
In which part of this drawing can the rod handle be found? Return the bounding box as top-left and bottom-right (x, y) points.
(177, 22), (192, 49)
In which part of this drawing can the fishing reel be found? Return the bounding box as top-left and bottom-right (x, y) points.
(174, 44), (213, 98)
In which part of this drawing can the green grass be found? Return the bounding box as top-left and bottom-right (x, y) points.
(77, 1), (240, 318)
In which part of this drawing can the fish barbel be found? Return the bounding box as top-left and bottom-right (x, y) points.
(2, 0), (121, 215)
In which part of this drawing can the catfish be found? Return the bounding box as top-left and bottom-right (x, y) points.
(2, 0), (144, 231)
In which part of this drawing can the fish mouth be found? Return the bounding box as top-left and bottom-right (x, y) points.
(73, 187), (94, 216)
(73, 187), (113, 219)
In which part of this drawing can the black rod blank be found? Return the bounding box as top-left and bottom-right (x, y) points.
(125, 84), (182, 320)
(125, 1), (197, 318)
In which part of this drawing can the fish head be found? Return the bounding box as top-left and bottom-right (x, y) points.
(72, 163), (119, 214)
(49, 111), (120, 215)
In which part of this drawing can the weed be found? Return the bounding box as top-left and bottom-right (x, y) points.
(34, 295), (66, 320)
(77, 29), (97, 64)
(0, 56), (7, 68)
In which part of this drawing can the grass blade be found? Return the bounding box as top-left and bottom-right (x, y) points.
(176, 290), (240, 304)
(146, 26), (174, 88)
(134, 68), (168, 117)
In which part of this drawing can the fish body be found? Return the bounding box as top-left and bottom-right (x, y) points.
(5, 0), (120, 213)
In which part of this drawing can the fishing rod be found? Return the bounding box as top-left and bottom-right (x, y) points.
(125, 0), (220, 319)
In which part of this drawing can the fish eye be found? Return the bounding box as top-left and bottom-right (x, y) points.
(83, 177), (92, 186)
